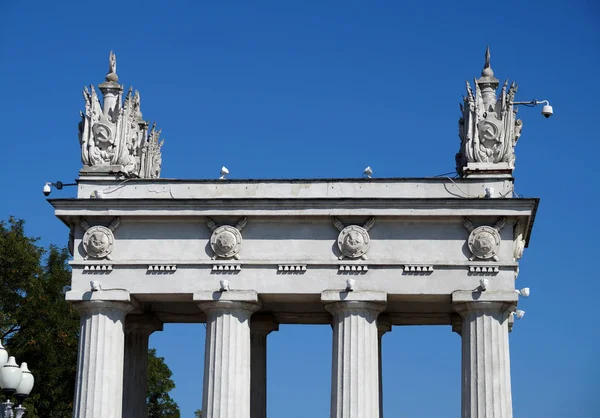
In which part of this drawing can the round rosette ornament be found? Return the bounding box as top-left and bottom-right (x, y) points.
(83, 226), (115, 259)
(337, 225), (370, 259)
(468, 226), (501, 260)
(210, 225), (243, 259)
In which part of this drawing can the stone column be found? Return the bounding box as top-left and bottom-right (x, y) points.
(122, 314), (163, 418)
(72, 299), (133, 418)
(453, 291), (517, 418)
(322, 290), (387, 418)
(251, 314), (279, 418)
(376, 316), (391, 418)
(194, 290), (261, 418)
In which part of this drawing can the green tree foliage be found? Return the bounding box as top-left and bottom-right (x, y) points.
(147, 348), (180, 417)
(194, 410), (203, 417)
(1, 217), (77, 417)
(1, 218), (180, 417)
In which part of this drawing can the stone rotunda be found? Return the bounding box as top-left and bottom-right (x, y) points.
(49, 48), (539, 418)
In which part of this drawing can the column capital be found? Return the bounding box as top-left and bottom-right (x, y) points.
(451, 313), (463, 336)
(452, 290), (517, 317)
(71, 299), (134, 316)
(251, 313), (279, 335)
(125, 314), (163, 335)
(377, 315), (392, 335)
(321, 290), (387, 315)
(194, 290), (261, 314)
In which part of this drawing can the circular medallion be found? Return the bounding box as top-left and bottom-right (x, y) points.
(82, 226), (114, 259)
(468, 226), (501, 260)
(211, 226), (243, 259)
(337, 225), (370, 259)
(479, 121), (500, 147)
(93, 123), (113, 143)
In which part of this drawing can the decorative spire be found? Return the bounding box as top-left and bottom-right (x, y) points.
(481, 45), (494, 77)
(105, 51), (119, 83)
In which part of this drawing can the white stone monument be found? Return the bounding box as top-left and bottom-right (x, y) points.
(50, 49), (539, 418)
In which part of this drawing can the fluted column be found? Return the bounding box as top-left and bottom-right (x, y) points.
(72, 300), (133, 418)
(377, 316), (391, 418)
(453, 291), (517, 418)
(322, 290), (387, 418)
(195, 290), (261, 418)
(251, 314), (279, 418)
(122, 314), (163, 418)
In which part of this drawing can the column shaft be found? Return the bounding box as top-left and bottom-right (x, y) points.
(250, 315), (278, 418)
(122, 315), (163, 418)
(327, 301), (385, 418)
(460, 302), (513, 418)
(73, 301), (132, 418)
(199, 300), (259, 418)
(377, 318), (391, 418)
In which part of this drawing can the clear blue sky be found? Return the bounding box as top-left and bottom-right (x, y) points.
(1, 1), (598, 417)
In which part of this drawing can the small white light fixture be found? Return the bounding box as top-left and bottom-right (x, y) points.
(512, 309), (525, 320)
(514, 287), (530, 297)
(485, 186), (495, 198)
(363, 166), (373, 178)
(42, 180), (77, 196)
(219, 279), (230, 292)
(15, 362), (35, 404)
(345, 278), (355, 292)
(0, 356), (22, 392)
(90, 281), (101, 292)
(219, 166), (229, 180)
(479, 278), (489, 291)
(513, 99), (554, 118)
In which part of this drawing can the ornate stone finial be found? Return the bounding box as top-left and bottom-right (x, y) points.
(106, 51), (118, 83)
(78, 53), (164, 179)
(481, 45), (493, 77)
(455, 47), (522, 178)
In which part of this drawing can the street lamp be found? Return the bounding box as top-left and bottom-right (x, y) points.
(0, 341), (34, 418)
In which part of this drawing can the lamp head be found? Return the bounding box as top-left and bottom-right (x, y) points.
(514, 309), (525, 319)
(43, 182), (52, 196)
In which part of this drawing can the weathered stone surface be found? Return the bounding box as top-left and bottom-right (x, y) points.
(323, 291), (387, 418)
(122, 314), (163, 418)
(72, 300), (133, 418)
(78, 52), (163, 179)
(456, 47), (523, 178)
(196, 291), (260, 418)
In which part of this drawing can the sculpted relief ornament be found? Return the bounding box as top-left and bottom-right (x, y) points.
(463, 217), (506, 261)
(78, 51), (164, 178)
(332, 217), (375, 260)
(80, 218), (121, 260)
(206, 217), (248, 260)
(456, 47), (523, 176)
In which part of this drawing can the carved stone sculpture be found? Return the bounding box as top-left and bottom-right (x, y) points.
(206, 217), (248, 260)
(456, 47), (523, 177)
(78, 52), (164, 178)
(513, 220), (526, 261)
(332, 217), (375, 260)
(463, 217), (505, 261)
(80, 218), (120, 260)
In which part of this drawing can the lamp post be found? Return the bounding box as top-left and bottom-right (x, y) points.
(0, 341), (34, 418)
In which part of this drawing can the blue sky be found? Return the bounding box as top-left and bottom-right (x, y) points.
(1, 0), (599, 416)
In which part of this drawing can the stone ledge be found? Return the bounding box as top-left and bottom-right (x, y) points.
(65, 288), (131, 302)
(321, 290), (387, 303)
(193, 289), (259, 303)
(451, 290), (518, 304)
